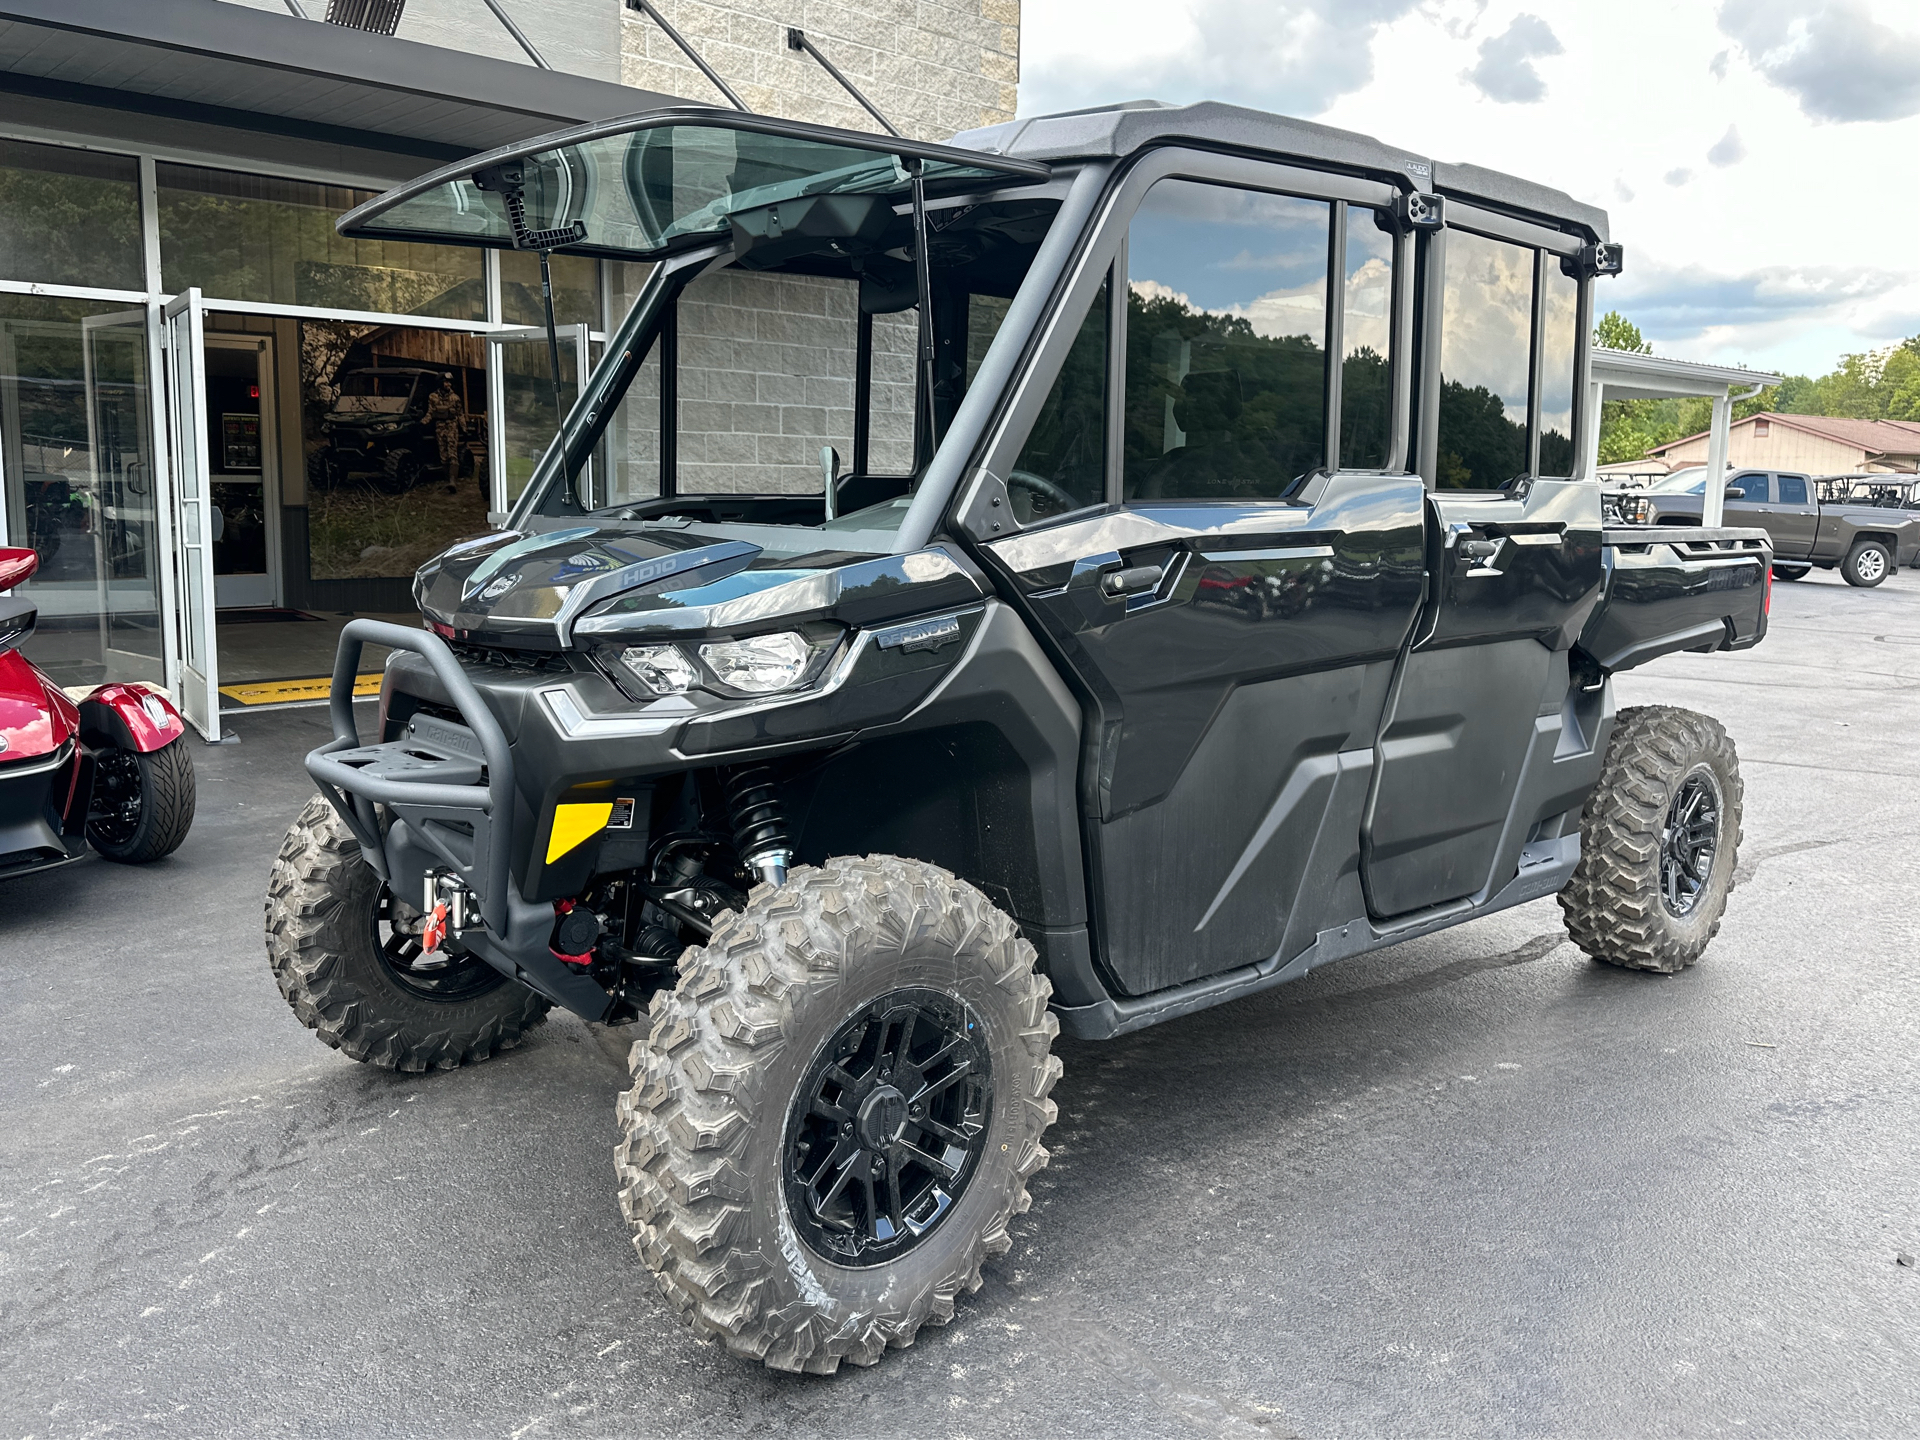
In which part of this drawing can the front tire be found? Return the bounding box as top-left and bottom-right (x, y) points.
(1771, 563), (1808, 581)
(616, 855), (1061, 1373)
(88, 741), (195, 863)
(263, 796), (549, 1071)
(1560, 706), (1743, 974)
(1842, 540), (1891, 587)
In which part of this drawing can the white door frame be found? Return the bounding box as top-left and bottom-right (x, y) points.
(161, 289), (221, 741)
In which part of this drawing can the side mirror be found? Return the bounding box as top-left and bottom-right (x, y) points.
(1724, 486), (1744, 500)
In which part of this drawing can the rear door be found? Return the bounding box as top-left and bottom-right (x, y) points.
(1361, 220), (1602, 917)
(1766, 472), (1818, 559)
(976, 163), (1425, 995)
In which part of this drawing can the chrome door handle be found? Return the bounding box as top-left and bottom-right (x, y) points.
(1101, 564), (1164, 597)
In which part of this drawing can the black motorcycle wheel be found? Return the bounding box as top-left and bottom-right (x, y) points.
(88, 742), (196, 864)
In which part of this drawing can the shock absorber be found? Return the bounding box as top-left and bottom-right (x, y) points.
(722, 764), (792, 888)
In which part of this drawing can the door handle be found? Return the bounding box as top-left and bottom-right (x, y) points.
(1100, 564), (1164, 597)
(1457, 539), (1498, 561)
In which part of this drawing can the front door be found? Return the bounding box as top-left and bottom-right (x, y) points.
(487, 323), (590, 514)
(161, 290), (220, 740)
(80, 308), (167, 685)
(203, 335), (277, 609)
(982, 174), (1427, 996)
(1765, 471), (1819, 559)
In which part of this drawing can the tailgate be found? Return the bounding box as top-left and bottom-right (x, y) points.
(1580, 527), (1771, 673)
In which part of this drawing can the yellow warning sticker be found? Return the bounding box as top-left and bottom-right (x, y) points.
(218, 673), (382, 706)
(545, 802), (614, 864)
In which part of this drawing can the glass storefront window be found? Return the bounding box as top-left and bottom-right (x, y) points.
(500, 250), (600, 328)
(0, 295), (164, 686)
(0, 139), (143, 291)
(158, 163), (485, 320)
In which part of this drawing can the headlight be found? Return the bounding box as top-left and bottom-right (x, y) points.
(700, 631), (813, 694)
(617, 643), (696, 695)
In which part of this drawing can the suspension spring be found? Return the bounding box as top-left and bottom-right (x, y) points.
(722, 764), (792, 887)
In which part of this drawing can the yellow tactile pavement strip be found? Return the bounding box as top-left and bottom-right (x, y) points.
(217, 673), (382, 706)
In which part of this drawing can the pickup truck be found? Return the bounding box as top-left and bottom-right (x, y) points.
(262, 100), (1777, 1376)
(1618, 465), (1920, 585)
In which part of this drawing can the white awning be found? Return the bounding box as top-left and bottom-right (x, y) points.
(1590, 347), (1782, 403)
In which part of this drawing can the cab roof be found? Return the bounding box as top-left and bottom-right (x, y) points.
(951, 99), (1610, 242)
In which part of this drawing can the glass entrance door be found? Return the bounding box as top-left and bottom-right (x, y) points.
(487, 324), (589, 513)
(80, 308), (168, 685)
(204, 335), (276, 609)
(161, 290), (220, 740)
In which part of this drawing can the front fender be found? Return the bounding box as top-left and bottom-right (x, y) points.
(78, 684), (186, 754)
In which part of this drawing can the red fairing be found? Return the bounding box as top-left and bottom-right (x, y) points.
(0, 648), (75, 761)
(80, 683), (185, 753)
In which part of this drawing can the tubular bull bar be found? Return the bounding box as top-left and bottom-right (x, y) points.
(304, 621), (613, 1019)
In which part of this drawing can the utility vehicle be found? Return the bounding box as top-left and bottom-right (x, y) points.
(310, 365), (445, 493)
(266, 102), (1773, 1373)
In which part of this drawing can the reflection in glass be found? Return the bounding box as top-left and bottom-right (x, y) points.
(1009, 279), (1107, 520)
(158, 163), (484, 319)
(500, 250), (601, 328)
(1538, 264), (1579, 476)
(1437, 230), (1533, 490)
(1341, 211), (1393, 469)
(0, 297), (164, 687)
(1124, 179), (1329, 500)
(0, 139), (143, 291)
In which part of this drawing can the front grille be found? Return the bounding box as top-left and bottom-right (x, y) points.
(450, 642), (573, 676)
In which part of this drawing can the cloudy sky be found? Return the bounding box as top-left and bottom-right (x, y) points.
(1018, 0), (1920, 378)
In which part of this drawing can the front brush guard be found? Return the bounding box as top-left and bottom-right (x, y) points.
(305, 619), (613, 1020)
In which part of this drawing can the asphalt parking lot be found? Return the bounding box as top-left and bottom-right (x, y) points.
(5, 566), (1919, 1439)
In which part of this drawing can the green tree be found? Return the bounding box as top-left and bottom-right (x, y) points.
(1593, 311), (1650, 353)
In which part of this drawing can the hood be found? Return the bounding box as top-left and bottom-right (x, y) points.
(413, 526), (769, 647)
(0, 649), (76, 762)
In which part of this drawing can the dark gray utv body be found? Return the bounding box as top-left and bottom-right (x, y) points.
(275, 100), (1771, 1373)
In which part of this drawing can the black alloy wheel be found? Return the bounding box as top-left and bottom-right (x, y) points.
(371, 886), (504, 1002)
(784, 987), (993, 1267)
(1659, 770), (1722, 917)
(88, 747), (143, 849)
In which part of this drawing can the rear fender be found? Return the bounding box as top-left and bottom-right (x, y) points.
(78, 684), (186, 754)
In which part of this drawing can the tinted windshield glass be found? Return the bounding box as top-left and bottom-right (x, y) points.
(1650, 469), (1704, 493)
(340, 118), (1042, 260)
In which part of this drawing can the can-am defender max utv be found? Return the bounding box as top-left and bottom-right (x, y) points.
(267, 102), (1772, 1373)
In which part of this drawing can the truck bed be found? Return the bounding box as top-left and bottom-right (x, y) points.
(1581, 527), (1771, 674)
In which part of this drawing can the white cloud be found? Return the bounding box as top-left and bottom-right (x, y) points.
(1719, 0), (1920, 123)
(1461, 14), (1564, 104)
(1665, 167), (1694, 186)
(1706, 125), (1747, 166)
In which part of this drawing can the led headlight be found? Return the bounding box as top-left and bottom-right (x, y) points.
(617, 643), (696, 695)
(699, 631), (813, 695)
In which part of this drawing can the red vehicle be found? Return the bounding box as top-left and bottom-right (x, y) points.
(0, 547), (195, 878)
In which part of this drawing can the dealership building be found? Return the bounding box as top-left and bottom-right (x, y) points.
(0, 0), (1019, 737)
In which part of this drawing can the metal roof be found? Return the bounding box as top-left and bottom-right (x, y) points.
(951, 100), (1610, 240)
(0, 0), (687, 162)
(1591, 347), (1783, 402)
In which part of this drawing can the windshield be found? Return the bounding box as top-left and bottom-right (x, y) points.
(338, 372), (420, 398)
(1649, 468), (1705, 494)
(514, 194), (1066, 551)
(338, 111), (1047, 261)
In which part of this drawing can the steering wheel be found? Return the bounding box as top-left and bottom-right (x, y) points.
(1007, 469), (1083, 517)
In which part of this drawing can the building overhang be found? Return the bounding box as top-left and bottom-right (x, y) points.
(0, 0), (688, 164)
(1591, 347), (1782, 403)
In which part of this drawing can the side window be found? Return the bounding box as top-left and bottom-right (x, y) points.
(1123, 179), (1330, 500)
(1437, 230), (1532, 489)
(1733, 473), (1769, 502)
(1007, 276), (1108, 521)
(1537, 264), (1579, 476)
(1777, 473), (1809, 505)
(1340, 212), (1393, 469)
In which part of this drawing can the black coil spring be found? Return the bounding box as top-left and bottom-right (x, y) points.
(722, 765), (790, 863)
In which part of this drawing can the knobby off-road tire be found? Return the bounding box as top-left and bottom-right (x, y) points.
(88, 741), (195, 864)
(264, 795), (549, 1071)
(1842, 540), (1891, 587)
(1560, 705), (1743, 974)
(616, 855), (1062, 1374)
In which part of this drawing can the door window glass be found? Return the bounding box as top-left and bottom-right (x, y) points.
(1008, 278), (1108, 521)
(1777, 474), (1809, 504)
(1731, 473), (1768, 502)
(1437, 230), (1532, 490)
(1124, 180), (1330, 500)
(1538, 264), (1579, 476)
(0, 140), (144, 291)
(1341, 212), (1393, 470)
(158, 163), (484, 320)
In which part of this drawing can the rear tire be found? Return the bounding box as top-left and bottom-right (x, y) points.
(615, 855), (1061, 1373)
(88, 741), (195, 864)
(1842, 540), (1891, 587)
(1771, 563), (1808, 581)
(263, 795), (549, 1071)
(1560, 706), (1742, 974)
